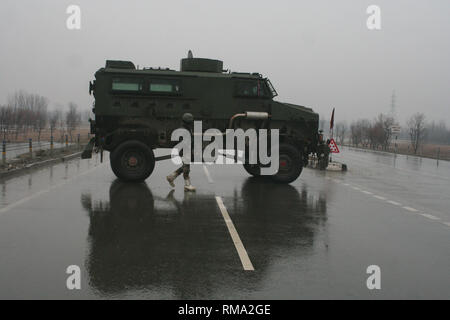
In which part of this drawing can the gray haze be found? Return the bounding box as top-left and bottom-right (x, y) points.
(1, 0), (449, 125)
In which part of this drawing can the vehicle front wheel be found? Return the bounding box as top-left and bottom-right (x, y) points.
(270, 143), (303, 184)
(243, 163), (262, 177)
(110, 140), (155, 182)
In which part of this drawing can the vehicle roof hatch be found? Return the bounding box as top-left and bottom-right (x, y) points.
(180, 50), (223, 73)
(105, 60), (136, 69)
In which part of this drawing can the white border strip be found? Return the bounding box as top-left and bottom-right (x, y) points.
(0, 163), (102, 215)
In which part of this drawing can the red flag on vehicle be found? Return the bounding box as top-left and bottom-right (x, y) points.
(328, 138), (340, 153)
(330, 108), (335, 131)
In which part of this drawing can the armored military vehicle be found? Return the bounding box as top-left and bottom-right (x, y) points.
(82, 52), (329, 183)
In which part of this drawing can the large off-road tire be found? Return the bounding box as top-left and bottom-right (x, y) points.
(110, 140), (155, 182)
(243, 163), (262, 177)
(270, 143), (303, 184)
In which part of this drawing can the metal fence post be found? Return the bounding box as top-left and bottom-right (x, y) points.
(2, 140), (5, 165)
(77, 133), (80, 147)
(50, 135), (54, 153)
(29, 138), (33, 159)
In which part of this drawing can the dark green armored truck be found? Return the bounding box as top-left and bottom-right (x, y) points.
(82, 53), (328, 183)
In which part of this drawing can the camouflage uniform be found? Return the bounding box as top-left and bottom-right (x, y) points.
(167, 113), (195, 191)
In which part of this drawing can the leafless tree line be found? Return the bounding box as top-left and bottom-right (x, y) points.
(328, 112), (449, 155)
(426, 120), (450, 146)
(0, 91), (83, 142)
(346, 113), (450, 154)
(347, 113), (396, 150)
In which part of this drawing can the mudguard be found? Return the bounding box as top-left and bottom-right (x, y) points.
(81, 138), (96, 159)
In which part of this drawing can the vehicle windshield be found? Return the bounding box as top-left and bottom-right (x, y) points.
(266, 79), (278, 98)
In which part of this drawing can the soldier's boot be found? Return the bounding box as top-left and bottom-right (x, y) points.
(166, 171), (180, 188)
(184, 178), (196, 192)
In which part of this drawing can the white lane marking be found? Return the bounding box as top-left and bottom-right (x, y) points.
(0, 164), (103, 215)
(215, 196), (254, 271)
(327, 175), (449, 229)
(202, 165), (214, 183)
(420, 213), (441, 221)
(0, 189), (50, 214)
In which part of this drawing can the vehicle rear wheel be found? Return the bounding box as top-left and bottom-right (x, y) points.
(271, 143), (303, 184)
(110, 140), (155, 182)
(243, 163), (261, 177)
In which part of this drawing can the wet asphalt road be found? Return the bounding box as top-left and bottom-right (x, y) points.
(0, 147), (449, 299)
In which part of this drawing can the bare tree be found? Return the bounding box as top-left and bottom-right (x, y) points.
(0, 105), (10, 140)
(66, 102), (81, 142)
(368, 120), (382, 149)
(370, 114), (395, 150)
(5, 91), (50, 142)
(350, 119), (369, 147)
(57, 105), (66, 141)
(0, 104), (19, 141)
(319, 115), (327, 133)
(360, 119), (371, 148)
(35, 96), (48, 142)
(407, 113), (427, 154)
(49, 109), (61, 141)
(335, 121), (348, 145)
(426, 120), (450, 145)
(350, 121), (361, 146)
(8, 91), (27, 140)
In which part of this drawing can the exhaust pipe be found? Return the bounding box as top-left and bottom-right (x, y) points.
(228, 112), (269, 128)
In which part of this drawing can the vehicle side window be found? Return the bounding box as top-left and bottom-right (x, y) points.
(235, 80), (270, 98)
(112, 78), (143, 92)
(149, 79), (182, 95)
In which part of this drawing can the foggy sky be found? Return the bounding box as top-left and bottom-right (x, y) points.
(1, 0), (450, 125)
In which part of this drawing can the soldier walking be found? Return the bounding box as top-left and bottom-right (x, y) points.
(166, 113), (196, 192)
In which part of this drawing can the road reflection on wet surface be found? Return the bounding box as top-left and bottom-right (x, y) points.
(0, 148), (449, 299)
(81, 177), (327, 299)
